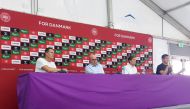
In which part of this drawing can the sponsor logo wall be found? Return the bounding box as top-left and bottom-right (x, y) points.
(0, 9), (153, 73)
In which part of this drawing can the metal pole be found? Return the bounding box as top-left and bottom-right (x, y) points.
(107, 0), (114, 28)
(31, 0), (38, 15)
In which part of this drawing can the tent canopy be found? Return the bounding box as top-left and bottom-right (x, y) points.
(141, 0), (190, 39)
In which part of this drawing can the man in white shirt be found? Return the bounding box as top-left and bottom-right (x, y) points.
(85, 54), (105, 74)
(122, 56), (138, 74)
(35, 47), (67, 73)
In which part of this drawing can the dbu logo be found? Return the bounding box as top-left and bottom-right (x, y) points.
(0, 12), (11, 22)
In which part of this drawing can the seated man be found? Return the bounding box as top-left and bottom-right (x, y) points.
(122, 56), (138, 74)
(156, 54), (172, 75)
(35, 47), (67, 73)
(85, 54), (105, 74)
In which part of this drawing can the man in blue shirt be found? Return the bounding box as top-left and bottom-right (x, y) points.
(85, 54), (105, 74)
(156, 54), (172, 75)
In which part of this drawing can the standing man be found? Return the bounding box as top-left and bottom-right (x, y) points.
(35, 47), (67, 73)
(122, 56), (138, 74)
(85, 54), (105, 74)
(156, 54), (173, 75)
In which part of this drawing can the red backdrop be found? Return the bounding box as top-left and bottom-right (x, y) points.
(0, 9), (153, 109)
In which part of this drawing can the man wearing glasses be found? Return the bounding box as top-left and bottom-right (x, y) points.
(35, 47), (67, 73)
(85, 54), (105, 74)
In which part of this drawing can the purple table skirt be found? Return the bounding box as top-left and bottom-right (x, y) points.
(17, 73), (190, 109)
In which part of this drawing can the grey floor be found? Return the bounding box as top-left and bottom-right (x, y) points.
(153, 104), (190, 109)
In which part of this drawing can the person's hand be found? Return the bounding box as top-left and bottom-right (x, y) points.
(62, 68), (68, 72)
(57, 68), (62, 72)
(167, 65), (172, 69)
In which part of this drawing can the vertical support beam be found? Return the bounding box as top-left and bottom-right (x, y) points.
(162, 17), (164, 37)
(35, 0), (38, 15)
(31, 0), (35, 14)
(31, 0), (38, 15)
(106, 0), (114, 28)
